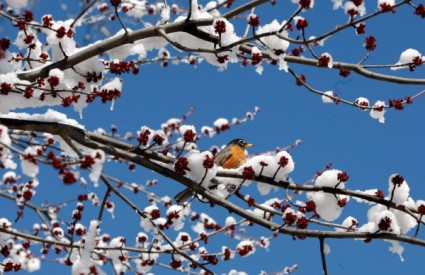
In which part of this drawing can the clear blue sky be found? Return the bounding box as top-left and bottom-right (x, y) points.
(2, 1), (425, 274)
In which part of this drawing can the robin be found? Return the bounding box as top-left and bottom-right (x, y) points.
(174, 138), (254, 204)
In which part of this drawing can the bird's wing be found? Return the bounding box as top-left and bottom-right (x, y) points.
(214, 147), (233, 167)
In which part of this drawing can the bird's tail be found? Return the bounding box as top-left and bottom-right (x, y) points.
(174, 188), (194, 204)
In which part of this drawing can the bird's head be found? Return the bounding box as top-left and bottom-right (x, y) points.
(229, 139), (254, 149)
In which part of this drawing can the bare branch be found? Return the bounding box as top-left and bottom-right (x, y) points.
(71, 0), (99, 28)
(223, 0), (271, 20)
(319, 237), (329, 275)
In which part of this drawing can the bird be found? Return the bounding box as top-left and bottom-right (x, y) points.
(174, 138), (253, 204)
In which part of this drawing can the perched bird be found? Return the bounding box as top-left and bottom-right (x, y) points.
(174, 139), (253, 204)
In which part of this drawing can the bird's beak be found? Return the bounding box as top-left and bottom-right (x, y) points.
(245, 143), (254, 148)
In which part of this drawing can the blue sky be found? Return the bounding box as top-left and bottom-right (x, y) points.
(2, 0), (425, 274)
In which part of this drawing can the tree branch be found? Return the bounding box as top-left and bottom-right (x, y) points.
(15, 0), (425, 87)
(0, 118), (421, 221)
(1, 118), (424, 248)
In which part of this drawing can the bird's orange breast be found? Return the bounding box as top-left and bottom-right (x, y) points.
(221, 146), (246, 169)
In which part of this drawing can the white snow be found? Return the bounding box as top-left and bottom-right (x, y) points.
(322, 91), (337, 104)
(72, 220), (106, 275)
(391, 48), (423, 70)
(308, 169), (349, 221)
(5, 0), (28, 9)
(370, 100), (386, 123)
(186, 150), (218, 185)
(344, 1), (366, 16)
(0, 109), (84, 128)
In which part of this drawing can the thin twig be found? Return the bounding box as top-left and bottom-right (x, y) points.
(222, 0), (270, 20)
(319, 237), (329, 275)
(71, 0), (99, 28)
(414, 214), (423, 238)
(98, 186), (112, 222)
(114, 5), (128, 35)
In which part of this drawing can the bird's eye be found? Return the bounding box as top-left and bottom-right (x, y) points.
(239, 140), (245, 146)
